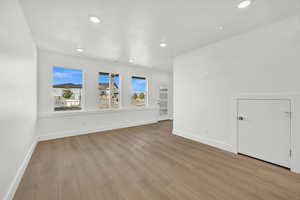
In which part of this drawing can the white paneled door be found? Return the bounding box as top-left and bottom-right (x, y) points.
(238, 99), (291, 168)
(158, 87), (169, 121)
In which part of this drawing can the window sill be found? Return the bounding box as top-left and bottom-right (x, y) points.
(38, 106), (158, 119)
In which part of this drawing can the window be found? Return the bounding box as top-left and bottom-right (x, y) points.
(99, 72), (120, 109)
(52, 66), (83, 111)
(131, 76), (147, 106)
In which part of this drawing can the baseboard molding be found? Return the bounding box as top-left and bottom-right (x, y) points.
(38, 120), (158, 141)
(4, 138), (37, 200)
(172, 129), (234, 153)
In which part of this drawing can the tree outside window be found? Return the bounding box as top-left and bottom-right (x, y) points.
(52, 66), (83, 111)
(131, 76), (147, 106)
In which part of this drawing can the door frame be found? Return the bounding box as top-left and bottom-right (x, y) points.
(158, 86), (170, 121)
(237, 98), (291, 168)
(230, 93), (300, 173)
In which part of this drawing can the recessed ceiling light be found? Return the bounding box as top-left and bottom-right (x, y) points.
(238, 0), (252, 9)
(160, 42), (167, 47)
(76, 48), (83, 52)
(89, 16), (101, 23)
(129, 59), (134, 63)
(218, 26), (224, 30)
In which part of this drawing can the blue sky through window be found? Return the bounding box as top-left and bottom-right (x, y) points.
(53, 66), (83, 85)
(99, 73), (109, 83)
(113, 76), (119, 87)
(132, 77), (146, 92)
(99, 73), (120, 88)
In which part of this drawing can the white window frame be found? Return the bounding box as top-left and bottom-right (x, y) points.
(98, 72), (121, 109)
(131, 76), (148, 107)
(52, 66), (85, 112)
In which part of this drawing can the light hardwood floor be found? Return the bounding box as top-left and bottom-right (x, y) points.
(14, 121), (300, 200)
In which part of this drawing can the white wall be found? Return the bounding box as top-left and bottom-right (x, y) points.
(37, 50), (172, 139)
(173, 16), (300, 173)
(0, 0), (37, 199)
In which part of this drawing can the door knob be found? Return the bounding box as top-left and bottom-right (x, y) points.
(238, 116), (244, 121)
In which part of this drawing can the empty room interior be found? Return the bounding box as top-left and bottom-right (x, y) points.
(2, 0), (300, 199)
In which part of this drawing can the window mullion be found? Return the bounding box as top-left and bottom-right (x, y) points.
(108, 73), (112, 108)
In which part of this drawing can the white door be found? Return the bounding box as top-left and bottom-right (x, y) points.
(238, 99), (291, 168)
(158, 87), (169, 121)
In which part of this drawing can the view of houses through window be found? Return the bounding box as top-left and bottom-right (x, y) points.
(99, 72), (120, 109)
(52, 67), (147, 111)
(53, 66), (83, 111)
(131, 76), (147, 106)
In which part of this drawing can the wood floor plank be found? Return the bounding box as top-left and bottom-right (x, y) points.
(14, 121), (300, 200)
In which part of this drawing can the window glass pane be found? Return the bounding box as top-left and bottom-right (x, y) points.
(53, 66), (83, 111)
(131, 76), (146, 106)
(99, 72), (110, 109)
(111, 74), (120, 108)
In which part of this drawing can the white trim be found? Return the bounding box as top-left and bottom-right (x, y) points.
(158, 86), (170, 121)
(51, 66), (85, 112)
(39, 106), (157, 119)
(231, 93), (300, 173)
(172, 129), (234, 153)
(146, 77), (149, 106)
(4, 138), (37, 200)
(38, 120), (158, 141)
(130, 75), (149, 107)
(98, 72), (121, 109)
(158, 115), (171, 121)
(118, 74), (122, 108)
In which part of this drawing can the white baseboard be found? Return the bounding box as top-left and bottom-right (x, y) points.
(172, 129), (234, 153)
(38, 120), (158, 141)
(4, 138), (37, 200)
(158, 117), (171, 121)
